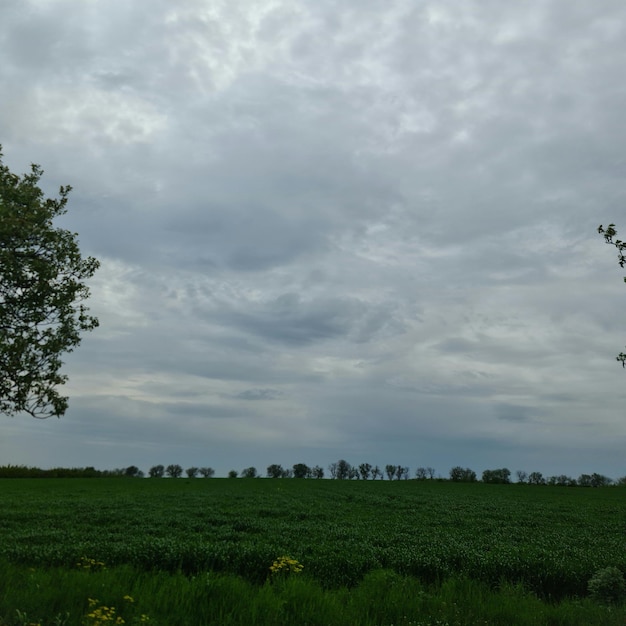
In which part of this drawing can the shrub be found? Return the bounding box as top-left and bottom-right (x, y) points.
(588, 566), (626, 604)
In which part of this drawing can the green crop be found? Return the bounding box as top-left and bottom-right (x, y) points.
(1, 478), (624, 599)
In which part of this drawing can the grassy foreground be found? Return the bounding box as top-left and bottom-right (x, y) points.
(2, 561), (626, 626)
(1, 478), (626, 624)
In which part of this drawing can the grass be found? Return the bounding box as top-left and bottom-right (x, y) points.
(1, 478), (626, 624)
(2, 561), (626, 626)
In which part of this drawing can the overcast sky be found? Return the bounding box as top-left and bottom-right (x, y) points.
(1, 0), (625, 479)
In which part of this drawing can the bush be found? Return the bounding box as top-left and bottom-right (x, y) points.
(588, 566), (626, 604)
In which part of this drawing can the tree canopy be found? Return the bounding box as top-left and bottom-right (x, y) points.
(598, 224), (626, 367)
(0, 148), (99, 418)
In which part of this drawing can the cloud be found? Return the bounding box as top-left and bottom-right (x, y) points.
(1, 0), (626, 479)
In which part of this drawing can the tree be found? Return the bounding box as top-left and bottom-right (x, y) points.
(124, 465), (141, 478)
(385, 464), (396, 480)
(199, 467), (214, 478)
(528, 471), (545, 485)
(482, 468), (511, 484)
(241, 466), (257, 478)
(149, 464), (164, 478)
(449, 466), (477, 482)
(591, 473), (612, 487)
(415, 467), (427, 480)
(311, 465), (324, 479)
(227, 470), (238, 478)
(426, 467), (436, 480)
(358, 463), (372, 480)
(328, 462), (338, 479)
(292, 463), (310, 479)
(516, 470), (528, 484)
(598, 224), (626, 367)
(267, 464), (284, 479)
(395, 465), (409, 480)
(186, 467), (199, 478)
(166, 464), (183, 478)
(336, 459), (351, 480)
(371, 465), (382, 480)
(0, 149), (100, 418)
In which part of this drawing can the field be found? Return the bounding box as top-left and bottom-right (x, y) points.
(2, 477), (626, 625)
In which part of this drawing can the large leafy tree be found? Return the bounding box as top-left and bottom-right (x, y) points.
(0, 148), (99, 418)
(598, 224), (626, 367)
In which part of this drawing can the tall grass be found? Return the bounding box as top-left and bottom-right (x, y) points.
(1, 561), (625, 626)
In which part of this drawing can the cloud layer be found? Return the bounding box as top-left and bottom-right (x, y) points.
(2, 0), (625, 478)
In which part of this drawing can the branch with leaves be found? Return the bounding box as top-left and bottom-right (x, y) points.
(0, 148), (99, 417)
(598, 223), (626, 367)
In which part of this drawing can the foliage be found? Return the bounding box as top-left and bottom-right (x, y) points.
(597, 224), (626, 367)
(449, 466), (477, 482)
(241, 467), (257, 479)
(482, 468), (511, 484)
(292, 463), (309, 479)
(147, 466), (163, 479)
(588, 566), (626, 605)
(0, 148), (99, 418)
(3, 562), (626, 626)
(266, 464), (284, 479)
(164, 465), (182, 479)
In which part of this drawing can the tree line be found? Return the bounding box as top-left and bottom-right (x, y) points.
(0, 461), (618, 486)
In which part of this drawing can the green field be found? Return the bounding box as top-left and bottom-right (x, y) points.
(2, 478), (626, 625)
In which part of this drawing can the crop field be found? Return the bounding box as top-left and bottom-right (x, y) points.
(2, 477), (626, 601)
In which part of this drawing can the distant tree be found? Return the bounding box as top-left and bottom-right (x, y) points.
(124, 465), (140, 478)
(328, 462), (338, 479)
(241, 466), (257, 478)
(281, 467), (293, 478)
(199, 467), (215, 478)
(591, 473), (612, 487)
(385, 464), (396, 481)
(292, 463), (310, 479)
(149, 464), (164, 478)
(578, 473), (592, 487)
(482, 468), (511, 484)
(598, 224), (626, 367)
(0, 147), (100, 418)
(166, 464), (183, 478)
(426, 467), (436, 480)
(348, 466), (359, 480)
(371, 465), (382, 480)
(358, 463), (372, 480)
(516, 470), (528, 484)
(449, 466), (477, 482)
(336, 459), (351, 480)
(528, 471), (545, 485)
(185, 467), (198, 478)
(395, 465), (409, 480)
(311, 465), (324, 479)
(415, 467), (427, 480)
(227, 470), (238, 478)
(616, 476), (626, 487)
(547, 474), (575, 487)
(267, 464), (284, 479)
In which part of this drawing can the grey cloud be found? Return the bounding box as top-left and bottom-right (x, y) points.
(232, 388), (283, 401)
(2, 0), (626, 479)
(495, 404), (535, 423)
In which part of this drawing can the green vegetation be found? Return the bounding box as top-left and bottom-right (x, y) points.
(0, 148), (99, 418)
(598, 223), (626, 367)
(1, 478), (626, 624)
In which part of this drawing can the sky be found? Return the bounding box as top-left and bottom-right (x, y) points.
(1, 0), (625, 480)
